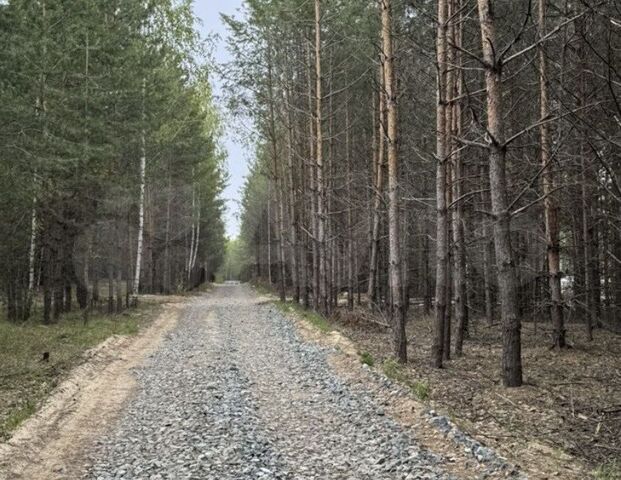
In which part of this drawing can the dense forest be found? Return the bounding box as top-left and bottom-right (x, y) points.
(0, 0), (227, 324)
(228, 0), (621, 388)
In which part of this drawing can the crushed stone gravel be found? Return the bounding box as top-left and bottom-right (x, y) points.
(84, 285), (481, 479)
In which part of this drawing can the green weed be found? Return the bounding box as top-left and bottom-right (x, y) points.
(382, 358), (430, 401)
(359, 351), (375, 367)
(412, 381), (430, 401)
(275, 301), (332, 333)
(594, 460), (621, 480)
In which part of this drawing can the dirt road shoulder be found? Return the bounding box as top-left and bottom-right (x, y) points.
(0, 299), (183, 480)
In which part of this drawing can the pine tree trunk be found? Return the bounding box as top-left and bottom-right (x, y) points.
(276, 171), (287, 302)
(315, 0), (328, 315)
(306, 41), (318, 309)
(483, 224), (495, 326)
(381, 0), (407, 363)
(164, 168), (171, 293)
(300, 120), (310, 308)
(286, 87), (300, 304)
(451, 0), (468, 356)
(539, 0), (565, 348)
(368, 81), (385, 308)
(432, 0), (449, 368)
(444, 162), (452, 363)
(346, 103), (354, 311)
(267, 181), (273, 285)
(266, 46), (286, 302)
(477, 0), (523, 387)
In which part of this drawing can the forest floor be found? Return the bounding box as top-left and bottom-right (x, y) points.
(329, 302), (621, 479)
(0, 300), (163, 441)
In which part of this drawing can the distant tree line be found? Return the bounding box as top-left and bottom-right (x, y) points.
(227, 0), (621, 387)
(0, 0), (227, 323)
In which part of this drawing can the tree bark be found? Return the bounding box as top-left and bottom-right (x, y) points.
(368, 76), (385, 309)
(539, 0), (565, 348)
(477, 0), (523, 387)
(346, 102), (354, 311)
(315, 0), (328, 315)
(381, 0), (407, 363)
(285, 84), (300, 304)
(451, 0), (468, 356)
(132, 77), (147, 306)
(432, 0), (449, 368)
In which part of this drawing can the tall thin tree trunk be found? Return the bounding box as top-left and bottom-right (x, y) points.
(164, 168), (171, 293)
(444, 162), (453, 363)
(132, 77), (147, 306)
(539, 0), (565, 348)
(368, 81), (385, 308)
(267, 180), (273, 285)
(187, 175), (196, 283)
(381, 0), (406, 363)
(477, 0), (522, 387)
(306, 40), (319, 310)
(300, 115), (310, 309)
(432, 0), (449, 368)
(190, 201), (201, 285)
(452, 0), (468, 356)
(266, 47), (286, 302)
(483, 173), (495, 326)
(276, 170), (287, 302)
(315, 0), (328, 315)
(286, 86), (300, 304)
(346, 103), (354, 311)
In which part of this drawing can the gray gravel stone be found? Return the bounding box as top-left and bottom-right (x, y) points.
(85, 285), (460, 479)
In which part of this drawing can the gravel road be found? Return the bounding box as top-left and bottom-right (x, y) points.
(85, 284), (456, 479)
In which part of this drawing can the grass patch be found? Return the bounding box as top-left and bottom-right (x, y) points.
(3, 399), (36, 433)
(594, 460), (621, 480)
(251, 282), (274, 297)
(359, 351), (375, 367)
(275, 301), (332, 333)
(382, 358), (430, 401)
(0, 304), (157, 440)
(412, 380), (430, 401)
(382, 358), (408, 382)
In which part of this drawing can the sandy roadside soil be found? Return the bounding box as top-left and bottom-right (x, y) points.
(0, 300), (183, 480)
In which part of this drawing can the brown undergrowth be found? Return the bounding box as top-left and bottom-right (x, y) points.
(334, 306), (621, 479)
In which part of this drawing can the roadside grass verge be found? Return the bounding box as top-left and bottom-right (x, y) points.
(594, 460), (620, 480)
(383, 358), (430, 401)
(248, 281), (332, 333)
(251, 282), (274, 297)
(0, 304), (159, 440)
(274, 301), (332, 333)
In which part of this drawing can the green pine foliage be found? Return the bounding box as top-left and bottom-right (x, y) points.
(0, 0), (227, 323)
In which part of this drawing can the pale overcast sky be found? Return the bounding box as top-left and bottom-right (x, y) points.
(193, 0), (247, 238)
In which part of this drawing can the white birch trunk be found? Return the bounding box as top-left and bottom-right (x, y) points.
(132, 78), (147, 305)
